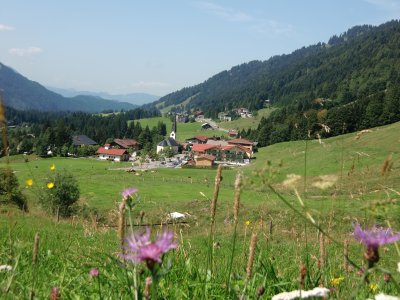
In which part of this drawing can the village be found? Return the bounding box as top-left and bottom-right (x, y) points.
(71, 109), (257, 169)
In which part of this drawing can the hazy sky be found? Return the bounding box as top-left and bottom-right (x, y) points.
(1, 0), (400, 97)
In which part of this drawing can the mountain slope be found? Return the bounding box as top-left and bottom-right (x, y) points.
(46, 86), (159, 105)
(0, 63), (138, 112)
(149, 20), (400, 118)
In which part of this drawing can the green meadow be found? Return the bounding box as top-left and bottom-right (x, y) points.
(1, 121), (400, 298)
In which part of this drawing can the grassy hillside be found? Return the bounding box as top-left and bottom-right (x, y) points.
(135, 116), (230, 141)
(218, 107), (275, 130)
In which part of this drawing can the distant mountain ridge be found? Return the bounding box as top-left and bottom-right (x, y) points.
(148, 20), (400, 118)
(0, 63), (138, 113)
(46, 86), (159, 105)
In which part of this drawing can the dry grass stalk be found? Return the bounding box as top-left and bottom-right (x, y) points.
(246, 232), (257, 279)
(299, 263), (307, 290)
(233, 172), (242, 223)
(32, 233), (39, 265)
(210, 164), (222, 222)
(118, 200), (126, 249)
(319, 231), (325, 269)
(143, 276), (152, 300)
(381, 154), (393, 176)
(344, 239), (349, 272)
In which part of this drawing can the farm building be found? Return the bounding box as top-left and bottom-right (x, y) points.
(72, 135), (98, 147)
(96, 147), (129, 161)
(111, 139), (140, 151)
(195, 154), (215, 167)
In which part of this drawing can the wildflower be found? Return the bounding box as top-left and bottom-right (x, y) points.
(353, 224), (400, 267)
(50, 287), (60, 300)
(384, 273), (391, 283)
(26, 179), (33, 187)
(89, 268), (99, 278)
(47, 182), (55, 189)
(398, 262), (400, 273)
(122, 227), (177, 271)
(245, 220), (250, 226)
(0, 264), (12, 272)
(330, 276), (344, 286)
(121, 187), (138, 199)
(50, 164), (56, 171)
(369, 283), (379, 293)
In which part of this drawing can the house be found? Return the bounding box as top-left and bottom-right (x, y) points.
(227, 138), (255, 156)
(185, 135), (209, 144)
(191, 143), (249, 163)
(156, 138), (179, 154)
(218, 112), (232, 122)
(72, 135), (98, 147)
(201, 123), (213, 130)
(228, 129), (238, 137)
(195, 154), (215, 167)
(111, 139), (140, 151)
(96, 147), (129, 161)
(191, 144), (217, 155)
(176, 113), (189, 123)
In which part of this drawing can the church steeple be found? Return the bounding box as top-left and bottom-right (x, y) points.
(170, 113), (177, 140)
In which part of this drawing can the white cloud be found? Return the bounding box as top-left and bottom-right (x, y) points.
(193, 1), (293, 36)
(9, 47), (43, 56)
(0, 24), (15, 31)
(130, 81), (170, 88)
(194, 1), (253, 22)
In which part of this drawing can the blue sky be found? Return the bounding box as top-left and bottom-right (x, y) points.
(1, 0), (400, 97)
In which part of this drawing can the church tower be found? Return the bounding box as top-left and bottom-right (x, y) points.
(170, 114), (177, 140)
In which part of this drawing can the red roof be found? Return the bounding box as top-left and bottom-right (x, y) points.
(228, 138), (253, 145)
(228, 129), (238, 135)
(191, 144), (216, 153)
(96, 147), (128, 156)
(193, 135), (209, 142)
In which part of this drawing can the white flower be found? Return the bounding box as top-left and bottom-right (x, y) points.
(398, 262), (400, 273)
(272, 287), (330, 300)
(0, 265), (13, 272)
(375, 293), (400, 300)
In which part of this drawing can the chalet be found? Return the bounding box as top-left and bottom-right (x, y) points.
(195, 154), (215, 167)
(185, 135), (209, 144)
(72, 135), (98, 147)
(191, 143), (249, 163)
(176, 113), (189, 123)
(218, 112), (232, 122)
(191, 144), (216, 155)
(227, 138), (255, 153)
(228, 129), (238, 137)
(96, 147), (129, 161)
(111, 139), (140, 151)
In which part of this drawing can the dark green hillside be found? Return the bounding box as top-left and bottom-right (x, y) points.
(0, 63), (137, 113)
(150, 20), (400, 119)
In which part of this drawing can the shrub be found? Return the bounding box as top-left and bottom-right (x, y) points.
(0, 167), (28, 210)
(41, 170), (80, 217)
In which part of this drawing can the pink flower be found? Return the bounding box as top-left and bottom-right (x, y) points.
(89, 268), (99, 277)
(121, 187), (138, 199)
(122, 227), (176, 270)
(353, 224), (400, 267)
(50, 287), (60, 300)
(354, 224), (400, 247)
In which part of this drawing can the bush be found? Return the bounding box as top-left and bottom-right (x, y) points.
(0, 167), (28, 210)
(41, 171), (80, 217)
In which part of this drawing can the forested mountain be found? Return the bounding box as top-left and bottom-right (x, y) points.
(46, 87), (159, 105)
(0, 63), (138, 113)
(149, 20), (400, 119)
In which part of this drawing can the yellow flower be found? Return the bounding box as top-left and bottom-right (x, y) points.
(50, 164), (56, 171)
(330, 276), (344, 286)
(245, 220), (251, 226)
(369, 283), (379, 293)
(47, 182), (55, 189)
(26, 179), (33, 187)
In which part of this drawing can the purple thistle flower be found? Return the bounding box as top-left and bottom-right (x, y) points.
(121, 187), (138, 199)
(89, 268), (99, 278)
(353, 224), (400, 247)
(353, 223), (400, 267)
(122, 227), (177, 270)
